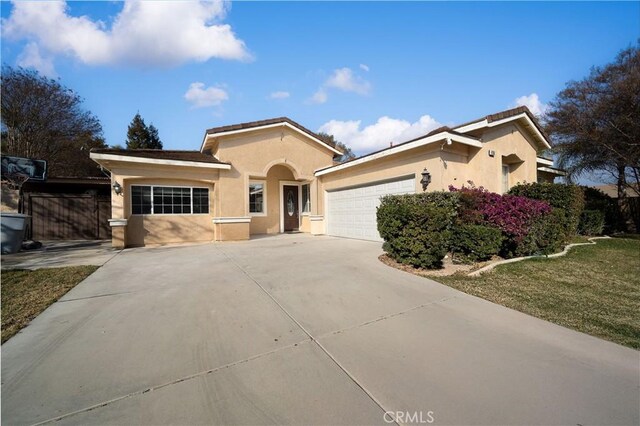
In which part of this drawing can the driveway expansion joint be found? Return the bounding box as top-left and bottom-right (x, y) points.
(59, 291), (135, 303)
(29, 338), (312, 426)
(317, 295), (461, 340)
(215, 245), (397, 425)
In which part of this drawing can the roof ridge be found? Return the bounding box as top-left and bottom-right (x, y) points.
(91, 148), (201, 152)
(206, 116), (291, 134)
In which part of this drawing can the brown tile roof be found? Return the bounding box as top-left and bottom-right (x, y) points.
(91, 149), (228, 165)
(424, 126), (475, 138)
(455, 105), (550, 143)
(206, 117), (337, 149)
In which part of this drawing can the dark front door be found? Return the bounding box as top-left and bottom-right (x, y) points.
(282, 185), (299, 231)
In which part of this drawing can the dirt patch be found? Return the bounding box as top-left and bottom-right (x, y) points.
(379, 253), (497, 277)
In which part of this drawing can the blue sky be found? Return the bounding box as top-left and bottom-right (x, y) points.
(1, 1), (638, 159)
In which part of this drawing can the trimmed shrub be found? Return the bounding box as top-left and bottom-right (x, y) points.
(377, 192), (459, 269)
(579, 210), (606, 236)
(450, 224), (503, 263)
(508, 183), (585, 237)
(582, 186), (625, 233)
(518, 208), (568, 256)
(450, 186), (552, 257)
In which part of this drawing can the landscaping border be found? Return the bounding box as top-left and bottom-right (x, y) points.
(467, 236), (612, 276)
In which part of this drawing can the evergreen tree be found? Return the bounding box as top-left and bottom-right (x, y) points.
(125, 113), (163, 149)
(147, 124), (163, 149)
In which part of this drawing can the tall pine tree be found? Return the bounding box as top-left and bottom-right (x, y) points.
(125, 113), (163, 149)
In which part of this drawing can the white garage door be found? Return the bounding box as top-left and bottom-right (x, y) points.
(326, 176), (416, 242)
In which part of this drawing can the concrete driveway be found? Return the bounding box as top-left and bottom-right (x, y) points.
(2, 234), (638, 425)
(1, 240), (119, 270)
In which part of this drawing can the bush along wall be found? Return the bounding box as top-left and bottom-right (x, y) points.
(451, 186), (555, 258)
(581, 186), (625, 233)
(377, 184), (583, 270)
(377, 192), (459, 269)
(579, 210), (606, 236)
(508, 182), (585, 238)
(450, 224), (504, 263)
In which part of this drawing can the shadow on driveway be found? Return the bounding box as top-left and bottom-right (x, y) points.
(1, 240), (120, 270)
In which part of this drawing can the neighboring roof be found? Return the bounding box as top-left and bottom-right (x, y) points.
(315, 129), (481, 177)
(593, 184), (640, 198)
(90, 149), (231, 169)
(22, 176), (110, 185)
(47, 176), (110, 184)
(454, 106), (552, 149)
(202, 117), (343, 155)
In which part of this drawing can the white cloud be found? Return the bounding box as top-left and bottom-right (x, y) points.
(318, 114), (441, 154)
(2, 0), (250, 69)
(269, 91), (290, 100)
(359, 63), (369, 72)
(184, 82), (228, 108)
(16, 42), (56, 77)
(308, 89), (328, 105)
(513, 93), (549, 117)
(325, 67), (371, 95)
(307, 66), (371, 104)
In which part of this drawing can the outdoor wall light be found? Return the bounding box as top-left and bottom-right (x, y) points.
(112, 181), (123, 195)
(420, 168), (431, 191)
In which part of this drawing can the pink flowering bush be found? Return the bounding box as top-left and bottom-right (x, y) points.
(450, 185), (554, 257)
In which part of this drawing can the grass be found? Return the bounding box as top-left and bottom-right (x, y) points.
(436, 238), (640, 349)
(1, 266), (98, 344)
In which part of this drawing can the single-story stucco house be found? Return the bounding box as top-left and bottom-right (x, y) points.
(90, 105), (565, 248)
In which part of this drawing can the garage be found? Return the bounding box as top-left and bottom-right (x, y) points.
(326, 175), (415, 241)
(21, 177), (112, 241)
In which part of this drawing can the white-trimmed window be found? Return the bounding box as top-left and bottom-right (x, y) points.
(302, 184), (311, 214)
(131, 185), (209, 215)
(249, 180), (266, 215)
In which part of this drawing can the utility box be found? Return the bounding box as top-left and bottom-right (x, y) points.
(1, 213), (30, 254)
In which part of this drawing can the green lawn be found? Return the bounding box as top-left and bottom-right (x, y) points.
(436, 238), (640, 349)
(1, 266), (98, 344)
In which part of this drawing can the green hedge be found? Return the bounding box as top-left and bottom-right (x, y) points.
(579, 210), (606, 236)
(377, 192), (459, 269)
(582, 187), (625, 233)
(508, 183), (585, 237)
(450, 224), (503, 263)
(519, 208), (568, 256)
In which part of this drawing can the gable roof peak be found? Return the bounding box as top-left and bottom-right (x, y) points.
(202, 116), (343, 155)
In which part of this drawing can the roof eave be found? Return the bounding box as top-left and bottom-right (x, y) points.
(454, 112), (552, 150)
(315, 131), (480, 177)
(202, 121), (343, 156)
(89, 152), (232, 170)
(537, 166), (566, 176)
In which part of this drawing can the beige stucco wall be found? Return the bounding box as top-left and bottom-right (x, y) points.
(249, 165), (297, 235)
(214, 127), (334, 217)
(106, 164), (218, 247)
(318, 143), (470, 213)
(212, 127), (335, 235)
(317, 121), (542, 217)
(214, 222), (250, 241)
(467, 122), (540, 193)
(97, 118), (546, 247)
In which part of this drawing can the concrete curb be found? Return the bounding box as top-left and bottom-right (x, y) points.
(467, 236), (612, 277)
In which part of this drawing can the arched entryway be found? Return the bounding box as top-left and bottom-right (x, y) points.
(249, 164), (305, 236)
